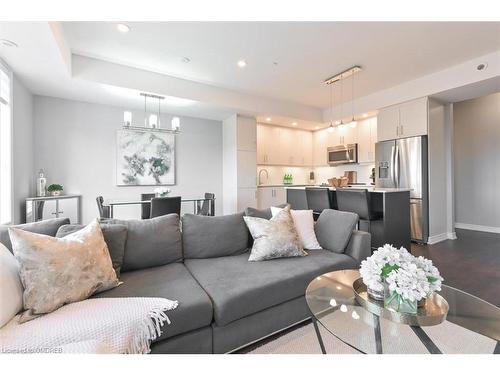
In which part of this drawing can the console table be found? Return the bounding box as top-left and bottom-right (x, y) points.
(25, 195), (82, 224)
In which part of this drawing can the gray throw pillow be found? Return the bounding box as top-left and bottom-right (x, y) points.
(244, 206), (307, 261)
(0, 218), (70, 253)
(314, 209), (358, 253)
(182, 212), (249, 259)
(244, 204), (289, 220)
(56, 223), (127, 277)
(106, 214), (182, 272)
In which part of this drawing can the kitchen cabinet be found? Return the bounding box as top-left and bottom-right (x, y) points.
(257, 124), (313, 166)
(327, 124), (358, 146)
(313, 129), (329, 166)
(377, 97), (428, 142)
(237, 188), (257, 211)
(357, 117), (377, 163)
(257, 187), (286, 209)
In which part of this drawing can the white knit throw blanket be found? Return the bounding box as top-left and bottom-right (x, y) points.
(0, 297), (178, 354)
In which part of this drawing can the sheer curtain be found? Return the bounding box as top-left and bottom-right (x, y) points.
(0, 61), (12, 224)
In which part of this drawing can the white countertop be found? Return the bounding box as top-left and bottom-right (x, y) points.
(284, 186), (412, 193)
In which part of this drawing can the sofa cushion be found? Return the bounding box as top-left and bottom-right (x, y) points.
(314, 209), (358, 254)
(0, 218), (70, 252)
(182, 213), (249, 259)
(185, 251), (358, 326)
(107, 214), (182, 272)
(92, 263), (213, 340)
(244, 203), (288, 220)
(56, 223), (127, 277)
(0, 243), (23, 328)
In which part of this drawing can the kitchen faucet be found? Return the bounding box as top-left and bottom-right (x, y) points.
(258, 169), (269, 185)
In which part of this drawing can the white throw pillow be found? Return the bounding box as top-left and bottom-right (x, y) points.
(271, 207), (322, 250)
(0, 243), (24, 328)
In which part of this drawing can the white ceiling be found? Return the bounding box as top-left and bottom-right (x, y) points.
(62, 21), (500, 108)
(0, 21), (499, 128)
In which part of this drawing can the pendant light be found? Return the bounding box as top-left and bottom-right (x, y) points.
(327, 80), (335, 133)
(338, 74), (344, 130)
(349, 69), (357, 128)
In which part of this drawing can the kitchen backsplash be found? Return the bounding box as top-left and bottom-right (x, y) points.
(257, 163), (375, 186)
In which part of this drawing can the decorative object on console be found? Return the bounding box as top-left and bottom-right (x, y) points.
(36, 169), (47, 197)
(116, 129), (175, 186)
(270, 206), (322, 250)
(244, 206), (306, 261)
(359, 244), (443, 313)
(9, 220), (120, 322)
(154, 187), (171, 197)
(47, 184), (63, 196)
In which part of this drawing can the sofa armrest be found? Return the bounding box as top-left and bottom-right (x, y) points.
(344, 230), (371, 264)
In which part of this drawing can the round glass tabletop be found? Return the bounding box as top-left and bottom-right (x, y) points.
(305, 270), (500, 354)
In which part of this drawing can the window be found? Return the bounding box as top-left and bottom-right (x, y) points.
(0, 61), (12, 224)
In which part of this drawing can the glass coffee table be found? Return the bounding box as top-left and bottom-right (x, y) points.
(306, 270), (500, 354)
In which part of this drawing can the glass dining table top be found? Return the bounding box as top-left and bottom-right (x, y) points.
(305, 270), (500, 354)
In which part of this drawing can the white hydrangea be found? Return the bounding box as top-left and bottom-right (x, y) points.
(359, 244), (444, 302)
(385, 263), (429, 302)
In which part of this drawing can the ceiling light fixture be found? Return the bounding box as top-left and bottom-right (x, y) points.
(116, 23), (131, 33)
(362, 113), (368, 118)
(122, 93), (180, 134)
(237, 60), (247, 68)
(349, 69), (358, 128)
(181, 57), (191, 63)
(0, 39), (18, 47)
(328, 79), (335, 133)
(292, 122), (298, 126)
(265, 117), (272, 122)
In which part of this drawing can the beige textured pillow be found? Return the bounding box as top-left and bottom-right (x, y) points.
(244, 206), (307, 261)
(9, 219), (120, 323)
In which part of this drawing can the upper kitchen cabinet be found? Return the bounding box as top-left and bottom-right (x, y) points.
(327, 124), (358, 146)
(377, 97), (428, 141)
(313, 129), (328, 166)
(257, 124), (313, 166)
(357, 117), (377, 163)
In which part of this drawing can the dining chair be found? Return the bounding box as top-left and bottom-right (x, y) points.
(150, 196), (182, 218)
(197, 193), (215, 216)
(305, 187), (333, 220)
(141, 193), (155, 219)
(96, 196), (111, 219)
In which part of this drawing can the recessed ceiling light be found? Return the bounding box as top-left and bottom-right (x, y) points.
(265, 117), (272, 122)
(292, 122), (298, 126)
(335, 121), (341, 125)
(181, 57), (191, 63)
(315, 126), (320, 130)
(0, 39), (18, 48)
(237, 60), (247, 68)
(362, 113), (368, 118)
(116, 23), (131, 33)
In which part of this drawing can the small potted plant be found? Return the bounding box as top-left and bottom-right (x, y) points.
(47, 184), (64, 196)
(153, 187), (171, 198)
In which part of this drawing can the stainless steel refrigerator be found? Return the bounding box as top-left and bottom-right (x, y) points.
(375, 136), (428, 243)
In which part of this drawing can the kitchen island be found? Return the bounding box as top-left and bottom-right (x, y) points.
(286, 186), (411, 250)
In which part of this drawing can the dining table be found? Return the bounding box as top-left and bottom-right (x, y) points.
(105, 196), (215, 218)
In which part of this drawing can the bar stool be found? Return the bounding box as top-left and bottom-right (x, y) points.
(335, 188), (382, 249)
(305, 187), (333, 221)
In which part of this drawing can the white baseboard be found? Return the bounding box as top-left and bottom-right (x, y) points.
(455, 222), (500, 234)
(427, 232), (457, 245)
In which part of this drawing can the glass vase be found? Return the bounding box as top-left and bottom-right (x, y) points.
(384, 286), (417, 314)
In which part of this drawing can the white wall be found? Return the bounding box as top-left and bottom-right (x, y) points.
(453, 92), (500, 232)
(33, 96), (223, 224)
(12, 76), (34, 224)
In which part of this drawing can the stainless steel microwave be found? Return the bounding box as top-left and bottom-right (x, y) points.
(327, 144), (358, 165)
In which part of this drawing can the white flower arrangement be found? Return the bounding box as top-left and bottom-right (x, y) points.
(360, 244), (443, 304)
(153, 187), (171, 197)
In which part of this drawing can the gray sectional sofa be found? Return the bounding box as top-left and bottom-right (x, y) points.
(0, 207), (371, 354)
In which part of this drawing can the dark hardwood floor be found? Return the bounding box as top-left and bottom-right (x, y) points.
(411, 228), (500, 307)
